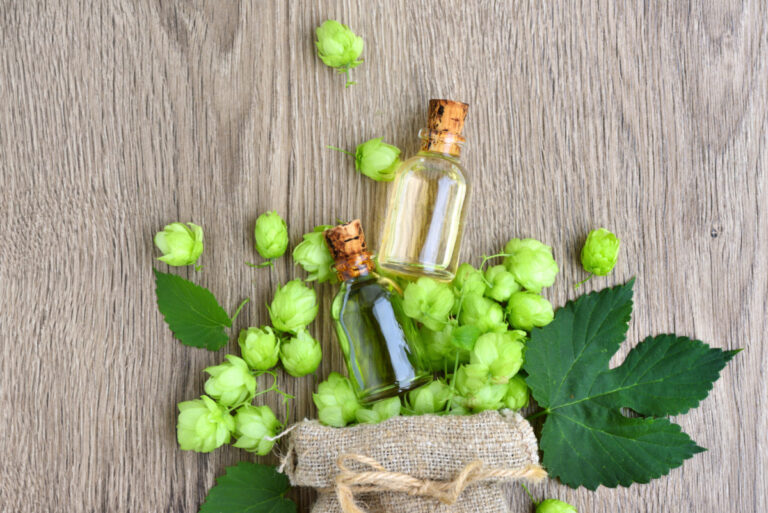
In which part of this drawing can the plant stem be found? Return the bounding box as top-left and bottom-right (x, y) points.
(479, 252), (512, 271)
(574, 274), (592, 289)
(525, 409), (548, 421)
(245, 260), (274, 269)
(521, 483), (538, 505)
(326, 145), (355, 157)
(230, 298), (250, 323)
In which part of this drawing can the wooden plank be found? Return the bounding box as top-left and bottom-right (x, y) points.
(0, 0), (765, 511)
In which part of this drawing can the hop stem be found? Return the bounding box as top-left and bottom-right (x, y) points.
(574, 273), (593, 289)
(245, 260), (274, 269)
(479, 252), (513, 271)
(520, 483), (538, 506)
(326, 145), (355, 158)
(230, 298), (250, 323)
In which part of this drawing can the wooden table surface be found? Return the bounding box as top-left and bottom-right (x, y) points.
(1, 1), (766, 512)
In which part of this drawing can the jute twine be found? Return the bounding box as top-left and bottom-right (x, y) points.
(331, 454), (546, 513)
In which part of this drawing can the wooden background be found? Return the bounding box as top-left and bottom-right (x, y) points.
(1, 1), (765, 511)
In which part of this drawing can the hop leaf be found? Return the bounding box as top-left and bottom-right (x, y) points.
(203, 355), (257, 408)
(581, 227), (620, 276)
(238, 326), (280, 371)
(313, 372), (361, 427)
(355, 397), (401, 424)
(176, 395), (235, 453)
(254, 211), (288, 260)
(484, 265), (520, 302)
(459, 293), (507, 334)
(280, 328), (322, 377)
(268, 279), (318, 334)
(354, 138), (401, 181)
(524, 280), (739, 489)
(506, 291), (554, 331)
(154, 222), (204, 266)
(232, 405), (281, 455)
(198, 462), (296, 513)
(402, 277), (455, 331)
(293, 225), (337, 283)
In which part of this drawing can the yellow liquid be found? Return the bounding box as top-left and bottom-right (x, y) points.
(379, 152), (468, 282)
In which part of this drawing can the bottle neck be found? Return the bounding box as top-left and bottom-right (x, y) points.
(335, 252), (374, 282)
(419, 128), (464, 158)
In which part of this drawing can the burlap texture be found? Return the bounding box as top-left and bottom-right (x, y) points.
(280, 409), (542, 513)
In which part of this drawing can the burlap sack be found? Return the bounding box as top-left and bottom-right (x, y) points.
(280, 409), (545, 513)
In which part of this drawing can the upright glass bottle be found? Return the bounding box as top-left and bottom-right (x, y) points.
(324, 220), (430, 403)
(378, 99), (470, 282)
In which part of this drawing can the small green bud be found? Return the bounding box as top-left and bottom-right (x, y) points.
(203, 355), (257, 407)
(280, 328), (322, 377)
(503, 375), (529, 410)
(268, 279), (318, 334)
(177, 395), (234, 453)
(454, 363), (491, 395)
(232, 405), (281, 455)
(581, 228), (620, 276)
(402, 277), (455, 331)
(313, 372), (361, 427)
(459, 293), (507, 334)
(484, 265), (521, 302)
(506, 291), (554, 331)
(354, 138), (401, 182)
(536, 499), (578, 513)
(505, 247), (559, 293)
(293, 225), (337, 283)
(470, 332), (524, 384)
(315, 20), (364, 70)
(238, 326), (279, 371)
(407, 379), (451, 414)
(154, 222), (204, 266)
(254, 211), (288, 259)
(355, 397), (401, 424)
(453, 263), (487, 297)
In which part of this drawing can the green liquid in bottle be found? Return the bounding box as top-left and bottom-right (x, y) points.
(332, 275), (430, 403)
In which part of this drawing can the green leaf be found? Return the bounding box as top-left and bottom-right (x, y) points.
(524, 280), (738, 490)
(199, 462), (296, 513)
(153, 268), (231, 351)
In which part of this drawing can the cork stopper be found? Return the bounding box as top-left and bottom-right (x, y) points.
(422, 99), (468, 156)
(324, 219), (374, 280)
(427, 99), (469, 135)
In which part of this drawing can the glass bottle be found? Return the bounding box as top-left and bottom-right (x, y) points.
(378, 99), (470, 282)
(324, 220), (430, 403)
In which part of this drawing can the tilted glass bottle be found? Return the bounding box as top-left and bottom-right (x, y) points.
(324, 220), (430, 403)
(378, 99), (470, 282)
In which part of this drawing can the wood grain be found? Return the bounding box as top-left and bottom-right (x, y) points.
(1, 1), (765, 511)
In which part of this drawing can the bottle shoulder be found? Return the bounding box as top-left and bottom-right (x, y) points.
(398, 153), (467, 183)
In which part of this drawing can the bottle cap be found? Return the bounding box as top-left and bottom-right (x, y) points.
(427, 99), (469, 135)
(324, 219), (374, 280)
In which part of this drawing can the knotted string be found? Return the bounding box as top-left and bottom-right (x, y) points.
(332, 453), (547, 513)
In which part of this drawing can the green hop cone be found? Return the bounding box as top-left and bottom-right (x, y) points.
(402, 277), (455, 331)
(254, 211), (288, 260)
(355, 397), (401, 424)
(280, 328), (322, 377)
(355, 138), (401, 182)
(176, 395), (234, 453)
(503, 375), (529, 410)
(454, 363), (491, 395)
(581, 227), (620, 276)
(505, 246), (559, 293)
(232, 404), (281, 455)
(238, 326), (279, 371)
(203, 355), (257, 407)
(293, 225), (337, 283)
(453, 263), (487, 298)
(536, 499), (578, 513)
(453, 365), (506, 412)
(154, 222), (204, 266)
(484, 265), (521, 302)
(421, 325), (455, 371)
(503, 238), (552, 257)
(315, 20), (364, 87)
(459, 293), (507, 334)
(268, 279), (318, 334)
(407, 379), (451, 414)
(506, 291), (554, 331)
(470, 332), (525, 384)
(313, 372), (361, 427)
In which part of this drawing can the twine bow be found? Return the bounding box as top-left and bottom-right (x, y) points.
(333, 453), (547, 513)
